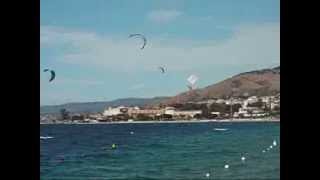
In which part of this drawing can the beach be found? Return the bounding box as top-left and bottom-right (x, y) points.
(40, 118), (280, 125)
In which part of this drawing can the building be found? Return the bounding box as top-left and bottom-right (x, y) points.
(164, 107), (202, 118)
(103, 106), (128, 117)
(271, 102), (280, 110)
(164, 107), (175, 115)
(173, 110), (202, 118)
(247, 96), (259, 104)
(88, 113), (103, 119)
(216, 99), (226, 104)
(211, 112), (221, 118)
(128, 108), (165, 118)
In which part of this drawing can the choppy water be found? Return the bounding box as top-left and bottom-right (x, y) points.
(40, 122), (280, 180)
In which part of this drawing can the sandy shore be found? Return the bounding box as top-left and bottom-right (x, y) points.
(40, 118), (280, 125)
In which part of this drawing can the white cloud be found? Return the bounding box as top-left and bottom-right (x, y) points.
(147, 9), (183, 24)
(41, 22), (279, 72)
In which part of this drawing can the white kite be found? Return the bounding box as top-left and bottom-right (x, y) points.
(187, 74), (198, 90)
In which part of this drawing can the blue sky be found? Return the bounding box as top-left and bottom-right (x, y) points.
(41, 0), (280, 105)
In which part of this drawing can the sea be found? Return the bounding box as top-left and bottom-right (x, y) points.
(40, 122), (280, 180)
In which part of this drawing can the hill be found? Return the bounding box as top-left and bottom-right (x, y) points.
(161, 66), (280, 105)
(41, 66), (280, 114)
(40, 97), (169, 114)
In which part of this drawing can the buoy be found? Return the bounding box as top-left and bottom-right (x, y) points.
(262, 150), (266, 153)
(241, 156), (246, 161)
(224, 164), (229, 169)
(112, 144), (116, 149)
(205, 173), (210, 178)
(270, 145), (273, 149)
(273, 140), (277, 146)
(130, 131), (134, 135)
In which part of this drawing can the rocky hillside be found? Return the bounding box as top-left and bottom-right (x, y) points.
(161, 66), (280, 105)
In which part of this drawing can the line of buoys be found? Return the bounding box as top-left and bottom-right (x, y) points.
(263, 140), (278, 153)
(202, 139), (278, 178)
(273, 140), (277, 146)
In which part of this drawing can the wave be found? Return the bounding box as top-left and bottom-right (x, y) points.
(40, 136), (54, 139)
(213, 128), (228, 131)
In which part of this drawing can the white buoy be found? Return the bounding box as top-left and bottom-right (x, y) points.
(205, 173), (210, 178)
(273, 140), (277, 146)
(270, 145), (273, 149)
(130, 131), (134, 134)
(262, 150), (266, 153)
(224, 164), (229, 169)
(241, 156), (246, 161)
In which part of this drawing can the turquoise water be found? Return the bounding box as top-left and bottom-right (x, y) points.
(40, 122), (280, 180)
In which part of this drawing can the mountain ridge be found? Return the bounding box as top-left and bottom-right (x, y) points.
(160, 66), (280, 105)
(40, 97), (169, 114)
(41, 66), (280, 114)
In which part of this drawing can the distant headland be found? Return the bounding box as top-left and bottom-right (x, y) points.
(40, 66), (280, 124)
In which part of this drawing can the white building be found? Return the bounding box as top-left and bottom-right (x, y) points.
(243, 96), (259, 108)
(233, 112), (239, 118)
(103, 106), (128, 117)
(238, 108), (248, 114)
(225, 98), (243, 105)
(247, 96), (258, 104)
(216, 99), (226, 104)
(211, 112), (221, 118)
(225, 100), (232, 105)
(173, 110), (202, 118)
(164, 107), (176, 115)
(164, 107), (202, 118)
(128, 109), (164, 117)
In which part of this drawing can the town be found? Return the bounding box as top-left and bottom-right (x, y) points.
(40, 94), (280, 124)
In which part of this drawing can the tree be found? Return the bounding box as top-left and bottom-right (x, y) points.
(247, 100), (264, 108)
(136, 114), (150, 121)
(247, 109), (253, 119)
(209, 103), (227, 113)
(226, 104), (242, 113)
(273, 106), (280, 112)
(200, 104), (210, 118)
(59, 108), (70, 120)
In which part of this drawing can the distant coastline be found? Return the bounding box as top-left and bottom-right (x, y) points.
(40, 118), (280, 125)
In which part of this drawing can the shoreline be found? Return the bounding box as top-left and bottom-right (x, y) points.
(40, 118), (280, 125)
